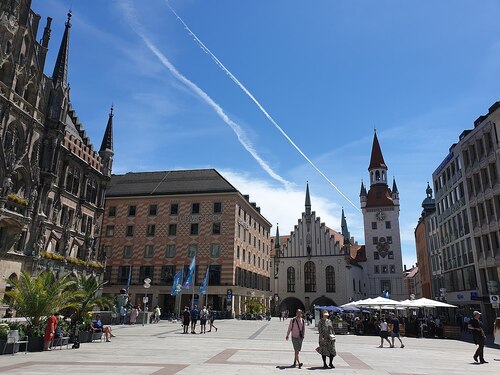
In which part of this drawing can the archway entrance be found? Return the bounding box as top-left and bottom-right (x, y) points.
(279, 297), (305, 315)
(311, 296), (337, 307)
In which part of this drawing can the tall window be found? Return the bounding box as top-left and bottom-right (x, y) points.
(209, 265), (222, 285)
(147, 224), (156, 236)
(304, 261), (316, 292)
(170, 204), (178, 215)
(166, 244), (176, 258)
(139, 266), (154, 283)
(287, 266), (295, 292)
(123, 245), (133, 259)
(144, 245), (154, 258)
(325, 266), (336, 292)
(160, 265), (176, 285)
(188, 244), (197, 258)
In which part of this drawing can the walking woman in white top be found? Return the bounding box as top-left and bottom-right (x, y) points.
(378, 318), (392, 348)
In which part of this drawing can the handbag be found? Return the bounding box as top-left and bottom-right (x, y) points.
(329, 333), (336, 341)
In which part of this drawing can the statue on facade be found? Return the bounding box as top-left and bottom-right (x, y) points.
(2, 175), (13, 197)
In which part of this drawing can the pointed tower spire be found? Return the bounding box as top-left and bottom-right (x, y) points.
(341, 208), (350, 245)
(392, 177), (399, 194)
(359, 181), (367, 196)
(368, 130), (388, 186)
(305, 181), (311, 216)
(99, 105), (115, 178)
(52, 11), (72, 86)
(369, 130), (387, 170)
(100, 105), (114, 152)
(274, 224), (281, 259)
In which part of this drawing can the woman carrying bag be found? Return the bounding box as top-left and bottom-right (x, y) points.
(316, 310), (336, 368)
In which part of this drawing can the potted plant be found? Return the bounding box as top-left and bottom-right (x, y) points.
(67, 274), (112, 345)
(4, 271), (78, 351)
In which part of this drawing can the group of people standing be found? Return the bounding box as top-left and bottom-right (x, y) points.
(285, 309), (337, 369)
(182, 305), (217, 334)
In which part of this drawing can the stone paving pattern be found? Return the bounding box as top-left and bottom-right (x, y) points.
(0, 319), (499, 374)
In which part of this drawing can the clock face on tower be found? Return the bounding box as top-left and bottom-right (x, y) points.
(375, 210), (386, 221)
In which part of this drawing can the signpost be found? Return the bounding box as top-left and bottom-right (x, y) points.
(490, 294), (499, 309)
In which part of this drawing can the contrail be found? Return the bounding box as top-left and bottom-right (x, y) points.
(120, 2), (290, 186)
(165, 1), (360, 212)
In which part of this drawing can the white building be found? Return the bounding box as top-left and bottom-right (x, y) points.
(360, 131), (405, 300)
(271, 183), (366, 314)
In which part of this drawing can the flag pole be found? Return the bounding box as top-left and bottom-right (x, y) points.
(177, 267), (184, 319)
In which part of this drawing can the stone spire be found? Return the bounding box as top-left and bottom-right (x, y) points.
(305, 181), (311, 216)
(52, 11), (72, 87)
(392, 177), (399, 194)
(100, 105), (114, 152)
(341, 208), (350, 245)
(99, 105), (114, 178)
(274, 224), (280, 249)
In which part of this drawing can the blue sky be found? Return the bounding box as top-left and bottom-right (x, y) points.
(33, 0), (500, 266)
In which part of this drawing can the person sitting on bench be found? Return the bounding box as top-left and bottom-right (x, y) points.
(91, 315), (115, 342)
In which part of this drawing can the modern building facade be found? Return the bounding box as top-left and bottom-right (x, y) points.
(360, 132), (405, 300)
(0, 1), (113, 309)
(459, 102), (500, 327)
(101, 169), (272, 317)
(272, 183), (366, 314)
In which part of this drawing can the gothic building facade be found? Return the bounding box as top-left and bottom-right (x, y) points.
(0, 1), (114, 304)
(272, 183), (366, 314)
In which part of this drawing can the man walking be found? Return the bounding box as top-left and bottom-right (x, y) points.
(190, 305), (199, 334)
(199, 306), (208, 334)
(286, 309), (305, 368)
(389, 313), (405, 348)
(468, 311), (488, 364)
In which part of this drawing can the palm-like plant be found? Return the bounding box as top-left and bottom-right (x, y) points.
(69, 273), (113, 324)
(5, 270), (78, 336)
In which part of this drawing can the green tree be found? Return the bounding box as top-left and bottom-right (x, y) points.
(68, 274), (113, 324)
(244, 298), (265, 314)
(5, 271), (78, 336)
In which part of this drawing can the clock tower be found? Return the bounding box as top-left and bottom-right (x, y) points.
(360, 131), (404, 300)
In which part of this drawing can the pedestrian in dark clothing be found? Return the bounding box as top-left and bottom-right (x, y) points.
(182, 307), (190, 334)
(468, 310), (488, 364)
(190, 305), (199, 334)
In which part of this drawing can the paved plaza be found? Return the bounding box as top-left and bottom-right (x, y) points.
(0, 319), (498, 374)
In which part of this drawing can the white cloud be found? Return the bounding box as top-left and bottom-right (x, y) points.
(220, 170), (343, 236)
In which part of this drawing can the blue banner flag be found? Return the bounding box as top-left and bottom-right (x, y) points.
(199, 266), (209, 295)
(183, 256), (196, 289)
(171, 270), (183, 296)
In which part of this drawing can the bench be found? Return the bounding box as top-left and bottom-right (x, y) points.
(91, 332), (103, 342)
(52, 336), (70, 350)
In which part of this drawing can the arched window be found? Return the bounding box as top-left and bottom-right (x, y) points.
(287, 266), (295, 292)
(326, 266), (336, 292)
(375, 170), (380, 181)
(304, 261), (316, 292)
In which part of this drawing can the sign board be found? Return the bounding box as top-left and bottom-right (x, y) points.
(226, 289), (233, 302)
(492, 303), (499, 309)
(143, 296), (149, 303)
(489, 295), (499, 303)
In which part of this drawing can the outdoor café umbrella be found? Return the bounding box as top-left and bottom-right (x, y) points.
(408, 297), (457, 308)
(362, 296), (402, 307)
